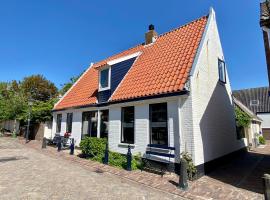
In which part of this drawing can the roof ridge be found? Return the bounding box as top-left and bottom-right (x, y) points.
(93, 15), (208, 67)
(233, 86), (269, 91)
(158, 15), (209, 38)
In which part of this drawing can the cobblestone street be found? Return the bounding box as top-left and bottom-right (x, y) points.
(0, 138), (183, 200)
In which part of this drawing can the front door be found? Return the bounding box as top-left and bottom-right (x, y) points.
(82, 111), (98, 139)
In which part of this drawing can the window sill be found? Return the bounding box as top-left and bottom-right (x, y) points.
(118, 143), (135, 148)
(99, 87), (110, 92)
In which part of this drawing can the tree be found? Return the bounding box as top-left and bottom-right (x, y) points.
(21, 75), (58, 101)
(59, 72), (83, 95)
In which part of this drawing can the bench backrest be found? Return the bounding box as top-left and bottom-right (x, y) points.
(146, 144), (175, 159)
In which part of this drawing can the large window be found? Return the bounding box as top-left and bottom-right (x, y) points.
(81, 111), (98, 139)
(56, 114), (62, 133)
(121, 106), (134, 144)
(66, 113), (73, 133)
(100, 110), (109, 138)
(218, 59), (226, 83)
(99, 68), (110, 90)
(149, 103), (168, 146)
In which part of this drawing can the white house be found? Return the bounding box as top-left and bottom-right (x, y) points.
(52, 8), (247, 174)
(233, 97), (263, 147)
(233, 87), (270, 140)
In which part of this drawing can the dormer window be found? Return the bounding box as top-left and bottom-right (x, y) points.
(99, 67), (111, 91)
(250, 100), (259, 106)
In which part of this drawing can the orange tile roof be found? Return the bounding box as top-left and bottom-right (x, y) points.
(54, 15), (208, 110)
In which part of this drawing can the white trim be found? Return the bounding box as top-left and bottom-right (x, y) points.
(107, 51), (142, 66)
(98, 66), (111, 91)
(108, 53), (142, 101)
(54, 63), (94, 109)
(190, 7), (214, 77)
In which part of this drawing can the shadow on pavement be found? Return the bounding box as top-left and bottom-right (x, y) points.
(0, 156), (28, 163)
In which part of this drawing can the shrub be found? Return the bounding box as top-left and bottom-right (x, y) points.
(79, 137), (142, 170)
(259, 136), (266, 145)
(80, 137), (107, 158)
(181, 151), (197, 180)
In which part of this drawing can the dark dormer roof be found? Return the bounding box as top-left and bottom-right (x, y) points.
(232, 87), (270, 114)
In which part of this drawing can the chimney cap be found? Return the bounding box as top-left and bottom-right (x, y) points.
(149, 24), (155, 30)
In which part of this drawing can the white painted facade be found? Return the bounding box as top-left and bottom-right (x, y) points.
(184, 8), (247, 166)
(52, 8), (246, 168)
(257, 113), (270, 128)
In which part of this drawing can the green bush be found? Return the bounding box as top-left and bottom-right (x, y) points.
(181, 151), (197, 180)
(259, 136), (266, 145)
(79, 137), (142, 170)
(80, 137), (107, 158)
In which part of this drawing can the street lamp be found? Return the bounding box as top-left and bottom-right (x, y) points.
(26, 100), (33, 143)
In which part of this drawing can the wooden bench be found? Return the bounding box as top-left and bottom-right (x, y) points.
(142, 144), (175, 176)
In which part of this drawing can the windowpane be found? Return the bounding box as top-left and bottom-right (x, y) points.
(100, 110), (109, 138)
(81, 111), (98, 139)
(56, 114), (62, 133)
(100, 68), (109, 89)
(66, 113), (73, 133)
(121, 107), (134, 144)
(218, 59), (226, 83)
(150, 103), (168, 145)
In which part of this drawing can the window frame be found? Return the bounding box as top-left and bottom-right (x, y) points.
(99, 66), (111, 91)
(100, 109), (109, 138)
(149, 103), (168, 146)
(56, 114), (62, 133)
(250, 100), (259, 106)
(218, 58), (226, 84)
(121, 106), (135, 144)
(66, 113), (73, 133)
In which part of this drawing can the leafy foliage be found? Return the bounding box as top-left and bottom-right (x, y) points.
(0, 75), (58, 125)
(80, 137), (142, 170)
(259, 136), (266, 145)
(235, 107), (251, 128)
(181, 151), (197, 180)
(21, 74), (58, 101)
(59, 73), (82, 96)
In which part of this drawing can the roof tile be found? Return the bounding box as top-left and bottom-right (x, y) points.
(55, 15), (208, 110)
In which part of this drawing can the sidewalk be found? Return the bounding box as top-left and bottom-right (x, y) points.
(17, 137), (264, 200)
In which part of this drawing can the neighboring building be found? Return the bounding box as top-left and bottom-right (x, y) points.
(233, 97), (262, 147)
(233, 87), (270, 139)
(52, 8), (246, 173)
(260, 0), (270, 88)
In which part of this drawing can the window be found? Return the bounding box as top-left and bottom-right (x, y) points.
(66, 113), (73, 133)
(121, 106), (134, 144)
(218, 59), (226, 83)
(149, 103), (168, 146)
(56, 114), (62, 133)
(236, 126), (245, 140)
(81, 111), (98, 139)
(100, 110), (109, 138)
(250, 100), (259, 106)
(99, 68), (110, 90)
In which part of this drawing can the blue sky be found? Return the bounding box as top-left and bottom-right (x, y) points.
(0, 0), (266, 90)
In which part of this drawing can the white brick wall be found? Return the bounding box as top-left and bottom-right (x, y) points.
(257, 113), (270, 128)
(187, 9), (247, 166)
(108, 97), (180, 158)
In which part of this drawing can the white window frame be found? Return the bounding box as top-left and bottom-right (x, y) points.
(99, 66), (111, 91)
(250, 100), (259, 106)
(218, 58), (226, 84)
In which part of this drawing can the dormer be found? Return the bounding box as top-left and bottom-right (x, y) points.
(99, 66), (111, 91)
(97, 52), (141, 103)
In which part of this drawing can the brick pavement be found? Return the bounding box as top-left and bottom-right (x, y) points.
(10, 137), (269, 199)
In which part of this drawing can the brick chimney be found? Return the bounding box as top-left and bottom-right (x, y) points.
(145, 24), (158, 45)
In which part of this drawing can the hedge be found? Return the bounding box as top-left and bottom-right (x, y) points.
(80, 137), (142, 170)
